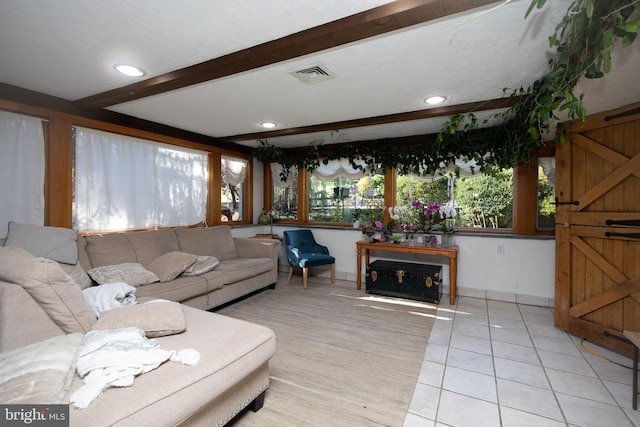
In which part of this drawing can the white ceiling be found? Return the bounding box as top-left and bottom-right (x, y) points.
(1, 0), (639, 150)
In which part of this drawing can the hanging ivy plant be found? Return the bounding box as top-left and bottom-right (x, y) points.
(254, 0), (640, 181)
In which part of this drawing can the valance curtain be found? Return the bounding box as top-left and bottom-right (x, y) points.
(221, 155), (247, 186)
(0, 110), (45, 236)
(408, 157), (498, 201)
(270, 163), (297, 189)
(311, 158), (368, 181)
(75, 127), (208, 232)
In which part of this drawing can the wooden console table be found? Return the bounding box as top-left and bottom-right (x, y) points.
(356, 240), (459, 305)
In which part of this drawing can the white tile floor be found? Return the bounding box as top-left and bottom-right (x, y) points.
(403, 296), (640, 427)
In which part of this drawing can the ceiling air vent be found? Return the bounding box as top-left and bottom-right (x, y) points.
(290, 63), (336, 84)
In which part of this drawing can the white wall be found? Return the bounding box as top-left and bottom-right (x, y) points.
(233, 223), (556, 307)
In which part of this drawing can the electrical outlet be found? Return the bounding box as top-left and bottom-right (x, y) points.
(497, 243), (505, 255)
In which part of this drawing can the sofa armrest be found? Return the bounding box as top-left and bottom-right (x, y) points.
(234, 238), (281, 260)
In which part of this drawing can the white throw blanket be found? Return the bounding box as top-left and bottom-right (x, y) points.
(69, 327), (199, 409)
(82, 282), (137, 317)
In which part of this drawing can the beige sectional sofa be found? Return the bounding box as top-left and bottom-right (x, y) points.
(78, 225), (281, 310)
(0, 224), (281, 426)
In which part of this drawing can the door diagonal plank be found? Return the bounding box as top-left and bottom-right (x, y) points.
(572, 134), (640, 179)
(570, 277), (640, 317)
(570, 236), (628, 284)
(574, 151), (640, 211)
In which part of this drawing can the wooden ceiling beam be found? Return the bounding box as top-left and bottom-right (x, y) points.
(75, 0), (497, 109)
(218, 97), (519, 143)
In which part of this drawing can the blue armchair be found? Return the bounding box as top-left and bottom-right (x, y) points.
(283, 230), (335, 289)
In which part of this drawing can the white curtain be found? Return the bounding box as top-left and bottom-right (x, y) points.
(0, 110), (45, 236)
(312, 158), (368, 180)
(270, 163), (297, 189)
(221, 155), (247, 186)
(75, 127), (207, 232)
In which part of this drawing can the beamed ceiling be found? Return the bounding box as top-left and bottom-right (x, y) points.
(0, 0), (639, 154)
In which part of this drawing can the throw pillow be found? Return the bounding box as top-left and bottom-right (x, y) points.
(4, 221), (79, 264)
(87, 263), (160, 287)
(59, 261), (93, 289)
(0, 333), (84, 404)
(145, 251), (198, 282)
(182, 255), (220, 276)
(91, 300), (186, 337)
(0, 246), (96, 334)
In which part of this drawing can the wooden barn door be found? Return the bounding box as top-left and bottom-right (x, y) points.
(555, 102), (640, 356)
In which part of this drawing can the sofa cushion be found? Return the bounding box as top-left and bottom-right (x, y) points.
(91, 300), (186, 337)
(125, 229), (180, 267)
(182, 255), (220, 276)
(59, 261), (93, 289)
(215, 257), (274, 284)
(146, 251), (198, 282)
(135, 275), (213, 302)
(174, 226), (238, 261)
(85, 233), (137, 267)
(87, 263), (160, 287)
(4, 221), (79, 264)
(0, 333), (84, 404)
(0, 246), (96, 333)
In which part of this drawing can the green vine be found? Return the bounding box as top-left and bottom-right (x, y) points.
(254, 0), (640, 181)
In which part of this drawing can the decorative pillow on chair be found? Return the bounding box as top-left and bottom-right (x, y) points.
(91, 300), (186, 337)
(87, 263), (159, 286)
(0, 246), (96, 334)
(145, 251), (198, 282)
(182, 255), (220, 276)
(3, 221), (79, 264)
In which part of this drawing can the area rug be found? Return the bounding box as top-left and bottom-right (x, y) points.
(217, 274), (437, 426)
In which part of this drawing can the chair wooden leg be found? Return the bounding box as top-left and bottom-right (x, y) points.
(303, 267), (309, 289)
(331, 264), (335, 284)
(287, 266), (293, 282)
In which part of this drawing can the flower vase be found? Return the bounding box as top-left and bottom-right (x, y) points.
(445, 218), (455, 233)
(423, 234), (437, 247)
(441, 233), (455, 248)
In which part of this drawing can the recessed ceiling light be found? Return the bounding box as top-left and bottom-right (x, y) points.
(114, 64), (145, 77)
(260, 121), (277, 129)
(425, 95), (446, 105)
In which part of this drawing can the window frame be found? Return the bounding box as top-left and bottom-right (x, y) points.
(265, 145), (555, 236)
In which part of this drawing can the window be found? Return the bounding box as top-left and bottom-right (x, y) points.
(0, 110), (45, 233)
(270, 163), (298, 220)
(396, 174), (450, 207)
(537, 157), (556, 229)
(266, 146), (551, 235)
(221, 155), (247, 222)
(307, 159), (384, 224)
(455, 169), (514, 229)
(74, 127), (208, 232)
(396, 165), (514, 230)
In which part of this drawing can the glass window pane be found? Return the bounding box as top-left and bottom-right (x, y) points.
(455, 169), (514, 229)
(396, 175), (450, 207)
(272, 168), (298, 220)
(537, 157), (556, 229)
(308, 166), (384, 224)
(221, 181), (244, 222)
(221, 156), (247, 222)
